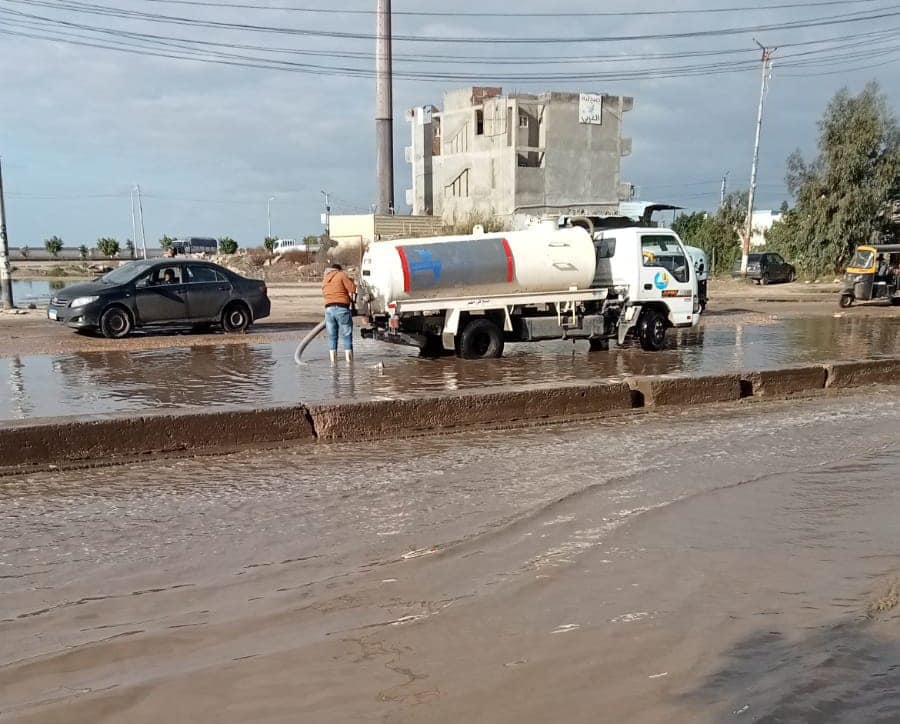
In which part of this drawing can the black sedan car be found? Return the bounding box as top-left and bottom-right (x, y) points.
(731, 252), (796, 284)
(47, 259), (270, 338)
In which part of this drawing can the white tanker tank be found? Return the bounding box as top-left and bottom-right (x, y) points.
(360, 224), (597, 313)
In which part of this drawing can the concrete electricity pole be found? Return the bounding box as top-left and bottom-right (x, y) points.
(267, 196), (276, 239)
(0, 157), (13, 309)
(375, 0), (394, 215)
(321, 190), (331, 238)
(135, 184), (148, 259)
(741, 42), (775, 274)
(130, 187), (138, 257)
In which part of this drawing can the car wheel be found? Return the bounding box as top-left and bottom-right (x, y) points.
(839, 294), (854, 309)
(99, 306), (132, 339)
(638, 309), (667, 352)
(457, 318), (504, 359)
(222, 302), (250, 333)
(760, 273), (770, 286)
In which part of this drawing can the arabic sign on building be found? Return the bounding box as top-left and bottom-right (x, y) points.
(578, 93), (604, 125)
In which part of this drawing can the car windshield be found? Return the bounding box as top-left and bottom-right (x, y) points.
(849, 249), (875, 270)
(99, 261), (155, 285)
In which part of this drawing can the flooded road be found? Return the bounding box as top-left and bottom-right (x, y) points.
(1, 393), (898, 723)
(1, 315), (898, 420)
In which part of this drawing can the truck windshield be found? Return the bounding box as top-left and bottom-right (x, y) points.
(849, 249), (874, 270)
(642, 235), (690, 283)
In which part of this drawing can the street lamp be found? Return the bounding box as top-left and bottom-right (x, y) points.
(267, 196), (276, 239)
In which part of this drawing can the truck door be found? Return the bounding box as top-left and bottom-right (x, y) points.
(639, 234), (694, 326)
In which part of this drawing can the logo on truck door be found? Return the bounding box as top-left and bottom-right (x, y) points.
(653, 271), (670, 290)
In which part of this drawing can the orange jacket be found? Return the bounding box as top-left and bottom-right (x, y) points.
(322, 269), (356, 307)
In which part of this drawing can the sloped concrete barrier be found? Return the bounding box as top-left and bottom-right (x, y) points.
(744, 365), (828, 397)
(625, 374), (743, 407)
(309, 382), (633, 441)
(0, 405), (315, 469)
(825, 358), (900, 388)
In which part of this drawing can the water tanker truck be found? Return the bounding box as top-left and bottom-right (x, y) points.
(357, 218), (700, 359)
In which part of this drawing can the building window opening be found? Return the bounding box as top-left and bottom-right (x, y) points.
(519, 112), (529, 128)
(476, 109), (484, 135)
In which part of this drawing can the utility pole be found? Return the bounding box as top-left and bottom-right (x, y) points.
(741, 42), (775, 274)
(0, 157), (13, 309)
(375, 0), (394, 215)
(130, 187), (138, 257)
(267, 195), (276, 239)
(321, 190), (331, 239)
(720, 171), (729, 208)
(135, 184), (148, 259)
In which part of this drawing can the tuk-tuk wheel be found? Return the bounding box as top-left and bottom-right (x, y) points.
(839, 294), (854, 308)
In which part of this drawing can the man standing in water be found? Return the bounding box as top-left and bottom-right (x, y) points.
(322, 263), (356, 363)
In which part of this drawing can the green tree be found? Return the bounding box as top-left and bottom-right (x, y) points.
(44, 236), (63, 257)
(263, 236), (277, 252)
(125, 239), (135, 259)
(159, 235), (175, 252)
(78, 244), (89, 261)
(97, 237), (120, 258)
(219, 237), (238, 255)
(769, 82), (900, 276)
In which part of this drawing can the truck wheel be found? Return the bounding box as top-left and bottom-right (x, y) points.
(838, 294), (854, 309)
(457, 318), (504, 359)
(638, 309), (667, 352)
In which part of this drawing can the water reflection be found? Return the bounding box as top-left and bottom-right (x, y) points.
(0, 316), (897, 421)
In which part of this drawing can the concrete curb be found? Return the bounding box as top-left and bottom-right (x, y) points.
(744, 365), (828, 397)
(1, 357), (897, 472)
(825, 358), (900, 388)
(0, 405), (314, 469)
(309, 382), (633, 441)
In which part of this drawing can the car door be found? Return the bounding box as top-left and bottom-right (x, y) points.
(185, 264), (232, 320)
(134, 265), (188, 323)
(771, 253), (789, 281)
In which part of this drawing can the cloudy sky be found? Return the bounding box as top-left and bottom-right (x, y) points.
(0, 0), (898, 248)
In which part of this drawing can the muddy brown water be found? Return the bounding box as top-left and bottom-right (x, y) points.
(0, 394), (898, 722)
(0, 316), (898, 421)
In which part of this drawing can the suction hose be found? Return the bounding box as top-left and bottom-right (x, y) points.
(294, 320), (326, 364)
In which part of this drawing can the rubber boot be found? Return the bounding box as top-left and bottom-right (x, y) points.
(329, 350), (337, 364)
(345, 349), (353, 363)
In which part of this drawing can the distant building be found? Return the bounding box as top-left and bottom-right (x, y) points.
(328, 214), (447, 254)
(406, 87), (634, 226)
(750, 210), (783, 247)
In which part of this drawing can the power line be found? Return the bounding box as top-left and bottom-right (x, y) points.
(4, 0), (900, 45)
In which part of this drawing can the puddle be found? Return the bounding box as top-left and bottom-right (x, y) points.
(9, 279), (79, 305)
(0, 316), (897, 421)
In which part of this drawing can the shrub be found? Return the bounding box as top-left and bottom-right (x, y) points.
(124, 239), (135, 258)
(263, 236), (277, 252)
(218, 237), (238, 255)
(159, 235), (175, 251)
(447, 212), (506, 236)
(247, 248), (270, 268)
(97, 237), (120, 257)
(281, 249), (315, 264)
(78, 244), (89, 261)
(19, 245), (29, 259)
(44, 236), (64, 257)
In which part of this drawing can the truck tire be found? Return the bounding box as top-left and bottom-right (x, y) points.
(638, 309), (667, 352)
(457, 318), (504, 359)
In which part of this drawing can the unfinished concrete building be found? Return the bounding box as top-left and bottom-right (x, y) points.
(405, 87), (633, 226)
